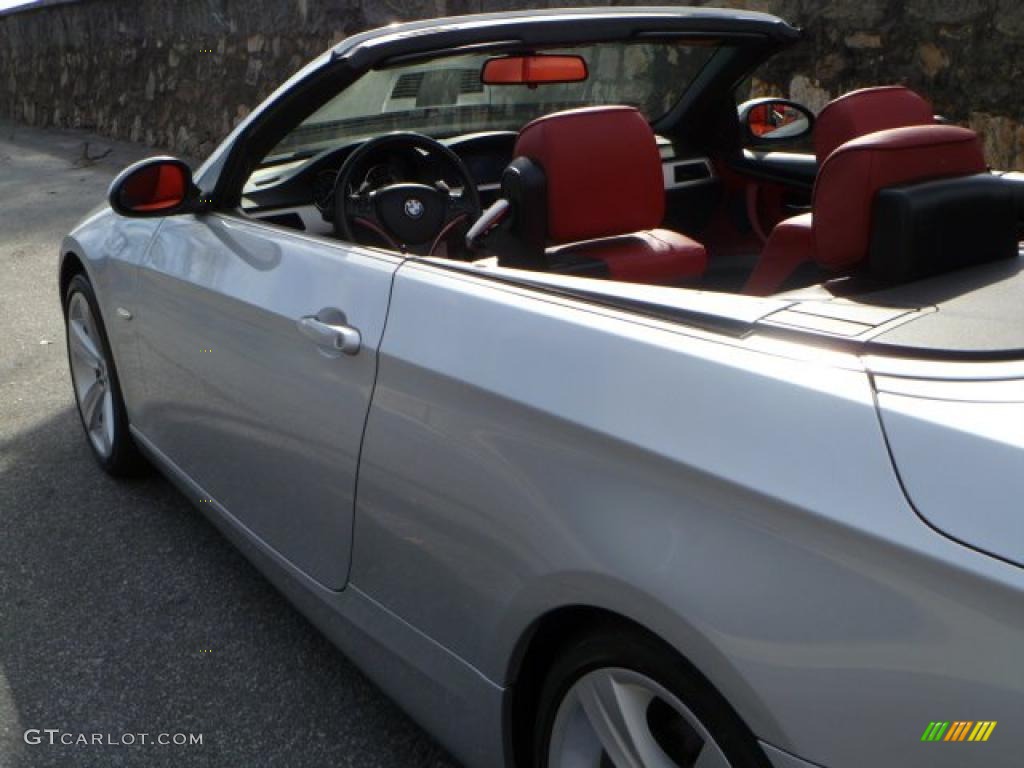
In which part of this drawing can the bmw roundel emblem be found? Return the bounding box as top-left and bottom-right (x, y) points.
(404, 198), (425, 219)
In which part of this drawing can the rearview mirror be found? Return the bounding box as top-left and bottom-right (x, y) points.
(108, 157), (200, 217)
(481, 55), (588, 86)
(738, 98), (814, 145)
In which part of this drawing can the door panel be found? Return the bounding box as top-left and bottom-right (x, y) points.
(697, 153), (815, 291)
(722, 151), (815, 233)
(353, 261), (899, 674)
(733, 149), (817, 189)
(134, 214), (397, 589)
(351, 262), (1024, 768)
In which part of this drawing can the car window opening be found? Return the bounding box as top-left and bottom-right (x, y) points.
(238, 37), (1023, 306)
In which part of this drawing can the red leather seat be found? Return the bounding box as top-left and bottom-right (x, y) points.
(813, 85), (936, 164)
(743, 86), (948, 295)
(513, 106), (706, 285)
(744, 125), (988, 295)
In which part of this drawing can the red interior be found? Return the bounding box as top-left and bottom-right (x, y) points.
(815, 125), (987, 267)
(736, 85), (974, 295)
(813, 85), (935, 163)
(705, 160), (796, 256)
(413, 83), (996, 295)
(513, 106), (707, 284)
(741, 213), (813, 296)
(744, 125), (987, 295)
(548, 230), (708, 284)
(515, 107), (666, 242)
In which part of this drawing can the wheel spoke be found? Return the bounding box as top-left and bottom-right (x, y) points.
(81, 379), (105, 432)
(92, 420), (109, 456)
(550, 666), (739, 768)
(578, 672), (675, 768)
(69, 318), (101, 366)
(101, 388), (115, 448)
(66, 291), (117, 460)
(692, 743), (731, 768)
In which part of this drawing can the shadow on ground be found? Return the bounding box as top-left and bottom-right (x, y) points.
(0, 407), (458, 768)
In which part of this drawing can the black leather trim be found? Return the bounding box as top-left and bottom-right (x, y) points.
(488, 156), (549, 269)
(869, 174), (1018, 284)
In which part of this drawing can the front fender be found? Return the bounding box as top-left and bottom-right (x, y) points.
(59, 207), (164, 417)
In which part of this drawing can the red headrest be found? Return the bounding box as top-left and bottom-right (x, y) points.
(514, 106), (664, 244)
(813, 124), (987, 270)
(814, 86), (935, 163)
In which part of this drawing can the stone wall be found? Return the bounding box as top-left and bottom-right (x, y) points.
(1, 0), (1023, 168)
(734, 0), (1024, 169)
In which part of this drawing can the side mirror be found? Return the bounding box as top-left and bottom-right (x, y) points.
(108, 157), (200, 217)
(738, 98), (815, 146)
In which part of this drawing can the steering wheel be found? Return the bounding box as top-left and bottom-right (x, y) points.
(333, 132), (482, 256)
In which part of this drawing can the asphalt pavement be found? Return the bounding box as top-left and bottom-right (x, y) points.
(0, 121), (459, 768)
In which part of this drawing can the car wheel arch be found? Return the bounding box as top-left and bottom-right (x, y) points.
(59, 250), (86, 311)
(59, 247), (116, 339)
(504, 606), (634, 766)
(503, 604), (779, 768)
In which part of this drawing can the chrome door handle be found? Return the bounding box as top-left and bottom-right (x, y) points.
(297, 315), (361, 356)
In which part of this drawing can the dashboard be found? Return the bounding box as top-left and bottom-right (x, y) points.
(241, 130), (718, 240)
(243, 131), (517, 227)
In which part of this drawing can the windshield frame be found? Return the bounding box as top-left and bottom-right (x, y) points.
(207, 9), (801, 207)
(263, 40), (725, 165)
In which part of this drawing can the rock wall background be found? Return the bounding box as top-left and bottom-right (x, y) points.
(1, 0), (1023, 168)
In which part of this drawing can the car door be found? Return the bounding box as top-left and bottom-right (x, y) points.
(132, 212), (398, 589)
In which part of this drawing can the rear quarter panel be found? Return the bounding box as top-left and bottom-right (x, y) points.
(353, 262), (1024, 768)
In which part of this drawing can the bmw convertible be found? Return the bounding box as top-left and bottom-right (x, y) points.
(59, 7), (1024, 768)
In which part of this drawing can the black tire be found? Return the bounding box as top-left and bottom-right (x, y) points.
(64, 273), (146, 477)
(533, 625), (772, 768)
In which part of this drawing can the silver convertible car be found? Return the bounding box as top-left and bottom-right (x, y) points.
(60, 7), (1024, 768)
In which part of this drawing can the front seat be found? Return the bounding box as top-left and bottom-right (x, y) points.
(482, 106), (707, 285)
(744, 86), (939, 295)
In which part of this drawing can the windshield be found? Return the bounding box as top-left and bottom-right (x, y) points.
(267, 41), (721, 161)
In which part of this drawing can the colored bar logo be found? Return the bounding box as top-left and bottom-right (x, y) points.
(921, 721), (997, 742)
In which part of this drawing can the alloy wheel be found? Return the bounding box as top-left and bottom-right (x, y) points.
(67, 291), (115, 459)
(548, 667), (733, 768)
